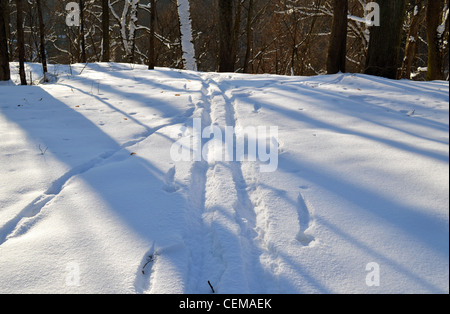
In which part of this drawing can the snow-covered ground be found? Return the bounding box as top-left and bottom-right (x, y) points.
(0, 63), (448, 294)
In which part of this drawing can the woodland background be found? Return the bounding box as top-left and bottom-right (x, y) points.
(0, 0), (449, 82)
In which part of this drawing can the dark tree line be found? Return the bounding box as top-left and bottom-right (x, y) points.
(0, 0), (449, 83)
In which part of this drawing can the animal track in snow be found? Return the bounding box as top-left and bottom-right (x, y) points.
(162, 166), (180, 193)
(296, 192), (315, 247)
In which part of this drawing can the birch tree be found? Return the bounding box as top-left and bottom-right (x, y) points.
(109, 0), (140, 62)
(177, 0), (197, 71)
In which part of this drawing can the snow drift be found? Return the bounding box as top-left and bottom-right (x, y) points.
(0, 63), (448, 294)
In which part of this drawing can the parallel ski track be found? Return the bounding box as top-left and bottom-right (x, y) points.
(181, 73), (277, 293)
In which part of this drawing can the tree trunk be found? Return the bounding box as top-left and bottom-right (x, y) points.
(243, 0), (254, 73)
(36, 0), (48, 82)
(79, 0), (86, 63)
(232, 0), (241, 69)
(128, 2), (138, 64)
(218, 0), (234, 72)
(0, 0), (10, 81)
(102, 0), (110, 62)
(177, 0), (197, 71)
(16, 0), (26, 85)
(148, 0), (156, 70)
(426, 0), (444, 81)
(326, 0), (348, 74)
(365, 0), (406, 79)
(401, 0), (424, 79)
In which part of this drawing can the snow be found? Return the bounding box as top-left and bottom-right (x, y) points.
(0, 63), (448, 294)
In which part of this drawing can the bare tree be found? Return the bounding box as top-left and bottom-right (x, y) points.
(36, 0), (48, 81)
(148, 0), (156, 69)
(102, 0), (110, 62)
(365, 0), (406, 79)
(218, 0), (234, 72)
(2, 0), (447, 80)
(243, 0), (254, 73)
(0, 0), (10, 81)
(79, 0), (86, 62)
(426, 0), (449, 81)
(401, 0), (425, 79)
(177, 0), (197, 71)
(16, 0), (27, 85)
(232, 0), (242, 69)
(327, 0), (348, 74)
(109, 0), (140, 63)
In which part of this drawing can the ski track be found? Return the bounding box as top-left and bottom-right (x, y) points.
(178, 74), (279, 293)
(1, 72), (318, 293)
(147, 73), (296, 294)
(202, 76), (250, 294)
(214, 78), (276, 293)
(181, 75), (223, 293)
(135, 74), (214, 294)
(224, 80), (285, 293)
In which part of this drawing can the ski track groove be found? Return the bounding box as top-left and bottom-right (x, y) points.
(216, 79), (275, 293)
(203, 76), (246, 293)
(181, 74), (273, 293)
(134, 73), (216, 294)
(186, 75), (226, 293)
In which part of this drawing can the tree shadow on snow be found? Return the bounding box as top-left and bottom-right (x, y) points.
(0, 82), (193, 292)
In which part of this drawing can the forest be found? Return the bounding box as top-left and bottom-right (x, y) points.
(0, 1), (449, 82)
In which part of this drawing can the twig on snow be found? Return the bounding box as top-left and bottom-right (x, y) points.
(208, 280), (215, 293)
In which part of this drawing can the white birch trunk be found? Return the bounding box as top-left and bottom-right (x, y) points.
(177, 0), (197, 71)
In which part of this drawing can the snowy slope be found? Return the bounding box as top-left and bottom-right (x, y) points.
(0, 63), (448, 294)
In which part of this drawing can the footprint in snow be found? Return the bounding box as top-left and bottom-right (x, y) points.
(162, 166), (180, 193)
(296, 192), (315, 247)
